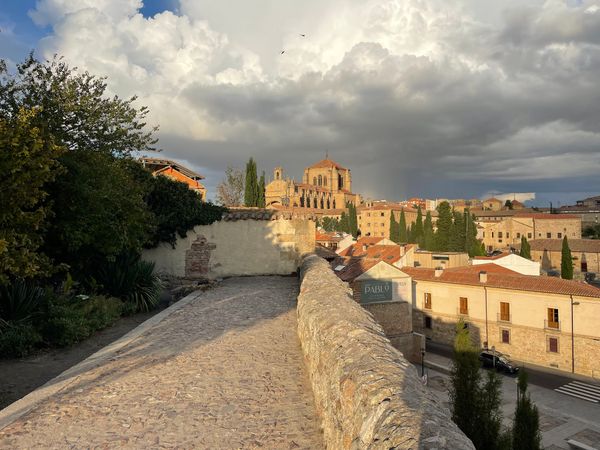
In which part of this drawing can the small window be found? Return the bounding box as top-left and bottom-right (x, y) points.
(528, 233), (532, 238)
(381, 212), (385, 217)
(424, 316), (432, 329)
(506, 232), (510, 238)
(424, 293), (432, 309)
(501, 329), (510, 344)
(381, 222), (385, 227)
(557, 233), (562, 238)
(367, 213), (371, 217)
(517, 232), (521, 238)
(483, 232), (485, 238)
(498, 232), (503, 239)
(500, 302), (510, 322)
(546, 232), (552, 238)
(459, 297), (468, 315)
(547, 308), (559, 329)
(548, 336), (559, 353)
(492, 232), (494, 238)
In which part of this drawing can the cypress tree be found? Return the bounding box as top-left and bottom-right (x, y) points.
(398, 209), (407, 243)
(512, 370), (542, 450)
(520, 236), (531, 259)
(561, 236), (573, 280)
(434, 201), (452, 251)
(258, 171), (266, 207)
(414, 206), (424, 246)
(407, 222), (415, 243)
(347, 203), (358, 238)
(423, 211), (434, 250)
(244, 157), (258, 207)
(449, 210), (465, 252)
(389, 213), (399, 243)
(339, 211), (350, 234)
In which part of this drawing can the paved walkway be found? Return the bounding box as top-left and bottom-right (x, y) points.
(0, 277), (324, 449)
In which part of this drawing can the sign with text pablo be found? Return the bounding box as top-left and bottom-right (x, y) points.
(361, 280), (393, 303)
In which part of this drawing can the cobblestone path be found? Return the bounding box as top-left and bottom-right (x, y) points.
(0, 277), (324, 449)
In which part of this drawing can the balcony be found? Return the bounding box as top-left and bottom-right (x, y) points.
(545, 319), (561, 331)
(497, 313), (511, 323)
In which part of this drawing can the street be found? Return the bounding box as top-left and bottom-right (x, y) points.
(422, 342), (600, 449)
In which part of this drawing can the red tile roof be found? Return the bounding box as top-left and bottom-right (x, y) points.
(308, 158), (347, 170)
(401, 266), (600, 298)
(331, 258), (381, 282)
(528, 239), (600, 253)
(316, 231), (343, 242)
(513, 213), (580, 220)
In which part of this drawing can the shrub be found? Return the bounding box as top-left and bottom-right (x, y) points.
(95, 254), (163, 312)
(0, 279), (45, 325)
(0, 323), (42, 358)
(83, 296), (123, 330)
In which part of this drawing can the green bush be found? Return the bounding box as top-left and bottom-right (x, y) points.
(83, 296), (122, 330)
(0, 279), (45, 325)
(0, 323), (42, 358)
(96, 254), (163, 312)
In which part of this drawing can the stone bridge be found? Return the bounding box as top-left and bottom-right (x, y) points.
(0, 256), (473, 449)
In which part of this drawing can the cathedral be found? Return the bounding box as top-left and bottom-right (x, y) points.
(265, 158), (361, 214)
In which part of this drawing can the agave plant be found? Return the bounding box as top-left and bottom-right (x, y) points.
(0, 280), (46, 326)
(96, 254), (163, 312)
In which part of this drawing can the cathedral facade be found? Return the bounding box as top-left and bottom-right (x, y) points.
(265, 158), (361, 214)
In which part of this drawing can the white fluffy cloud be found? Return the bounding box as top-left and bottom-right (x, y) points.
(28, 0), (600, 201)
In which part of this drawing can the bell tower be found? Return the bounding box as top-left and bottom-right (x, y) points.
(274, 166), (283, 181)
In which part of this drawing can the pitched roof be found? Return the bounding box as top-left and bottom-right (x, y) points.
(316, 231), (343, 242)
(513, 213), (580, 220)
(331, 257), (380, 282)
(308, 158), (347, 170)
(140, 157), (204, 180)
(401, 266), (600, 298)
(483, 197), (502, 203)
(528, 239), (600, 253)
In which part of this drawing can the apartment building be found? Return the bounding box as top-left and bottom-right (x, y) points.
(477, 213), (582, 252)
(402, 265), (600, 377)
(357, 203), (431, 239)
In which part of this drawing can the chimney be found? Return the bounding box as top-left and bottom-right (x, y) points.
(434, 267), (443, 278)
(479, 271), (488, 283)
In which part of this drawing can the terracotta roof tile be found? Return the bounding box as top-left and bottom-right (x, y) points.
(401, 267), (600, 298)
(528, 239), (600, 253)
(308, 158), (347, 170)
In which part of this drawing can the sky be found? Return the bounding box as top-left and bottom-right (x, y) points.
(1, 0), (600, 206)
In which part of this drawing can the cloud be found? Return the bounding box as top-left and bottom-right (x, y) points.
(26, 0), (600, 202)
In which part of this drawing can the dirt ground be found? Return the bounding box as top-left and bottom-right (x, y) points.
(0, 308), (163, 410)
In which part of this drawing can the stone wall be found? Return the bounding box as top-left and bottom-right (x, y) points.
(297, 255), (474, 449)
(142, 211), (315, 279)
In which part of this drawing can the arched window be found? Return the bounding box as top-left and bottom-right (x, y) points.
(313, 197), (317, 208)
(338, 174), (344, 189)
(300, 196), (305, 207)
(313, 177), (317, 185)
(333, 199), (336, 209)
(327, 199), (330, 209)
(320, 198), (324, 209)
(318, 175), (322, 186)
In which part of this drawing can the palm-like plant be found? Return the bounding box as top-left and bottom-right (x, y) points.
(0, 280), (45, 327)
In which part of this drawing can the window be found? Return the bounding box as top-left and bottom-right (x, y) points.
(498, 232), (503, 239)
(546, 232), (552, 238)
(381, 222), (385, 227)
(424, 293), (432, 309)
(459, 297), (468, 315)
(506, 232), (510, 238)
(547, 308), (559, 329)
(500, 302), (510, 322)
(380, 212), (385, 217)
(492, 232), (494, 238)
(424, 316), (432, 329)
(528, 233), (532, 238)
(367, 213), (371, 217)
(557, 233), (562, 238)
(548, 336), (559, 353)
(501, 329), (510, 344)
(517, 232), (521, 238)
(483, 232), (485, 238)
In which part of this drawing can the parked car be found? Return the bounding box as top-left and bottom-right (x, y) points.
(479, 350), (519, 374)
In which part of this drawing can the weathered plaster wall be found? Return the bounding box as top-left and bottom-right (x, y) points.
(297, 255), (474, 450)
(142, 217), (315, 278)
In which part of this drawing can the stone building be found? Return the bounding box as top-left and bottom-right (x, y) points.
(558, 195), (600, 228)
(413, 250), (470, 269)
(402, 264), (600, 377)
(265, 158), (361, 216)
(357, 202), (425, 239)
(140, 157), (207, 200)
(477, 213), (582, 252)
(482, 197), (504, 211)
(528, 239), (600, 275)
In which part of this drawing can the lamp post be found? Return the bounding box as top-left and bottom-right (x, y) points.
(492, 345), (496, 369)
(571, 296), (580, 374)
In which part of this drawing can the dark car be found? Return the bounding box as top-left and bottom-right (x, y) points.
(479, 350), (519, 375)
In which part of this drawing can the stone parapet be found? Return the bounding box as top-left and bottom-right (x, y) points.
(297, 255), (474, 450)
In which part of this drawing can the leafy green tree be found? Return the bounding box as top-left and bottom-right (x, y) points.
(1, 55), (157, 156)
(142, 169), (226, 248)
(583, 224), (600, 239)
(449, 210), (465, 252)
(414, 206), (424, 246)
(0, 108), (64, 285)
(339, 212), (350, 234)
(434, 201), (452, 251)
(322, 217), (340, 232)
(423, 211), (435, 250)
(512, 370), (541, 450)
(520, 236), (531, 259)
(347, 203), (358, 238)
(43, 152), (154, 277)
(450, 319), (504, 450)
(389, 213), (399, 243)
(398, 209), (407, 243)
(244, 157), (259, 207)
(561, 236), (573, 280)
(504, 200), (513, 210)
(450, 320), (482, 441)
(258, 171), (266, 208)
(464, 210), (483, 257)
